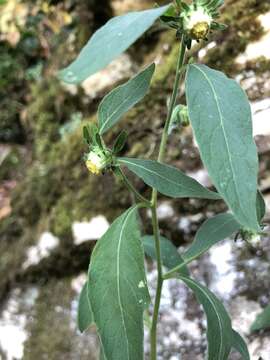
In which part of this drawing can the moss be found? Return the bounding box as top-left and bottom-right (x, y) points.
(23, 278), (99, 360)
(23, 279), (73, 360)
(26, 77), (86, 161)
(203, 0), (270, 75)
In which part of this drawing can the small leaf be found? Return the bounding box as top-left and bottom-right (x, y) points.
(250, 304), (270, 332)
(98, 64), (155, 134)
(256, 190), (266, 223)
(113, 131), (128, 154)
(88, 123), (100, 146)
(83, 126), (91, 145)
(180, 276), (233, 360)
(78, 282), (94, 333)
(118, 157), (221, 200)
(58, 5), (170, 84)
(186, 64), (259, 231)
(95, 133), (104, 149)
(183, 213), (240, 264)
(231, 330), (250, 360)
(88, 206), (150, 360)
(142, 235), (189, 276)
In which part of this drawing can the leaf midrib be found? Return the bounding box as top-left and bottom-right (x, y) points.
(190, 65), (248, 224)
(120, 158), (218, 198)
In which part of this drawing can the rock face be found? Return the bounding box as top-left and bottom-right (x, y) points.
(0, 0), (270, 359)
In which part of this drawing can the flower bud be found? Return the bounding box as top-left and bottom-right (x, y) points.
(183, 8), (212, 40)
(85, 149), (109, 175)
(179, 106), (190, 127)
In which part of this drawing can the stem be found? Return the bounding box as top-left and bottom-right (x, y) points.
(150, 205), (163, 360)
(150, 38), (186, 360)
(158, 38), (186, 163)
(113, 167), (151, 206)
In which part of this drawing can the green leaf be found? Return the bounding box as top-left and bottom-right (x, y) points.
(58, 5), (170, 84)
(256, 190), (266, 223)
(183, 213), (240, 264)
(88, 206), (150, 360)
(250, 304), (270, 332)
(78, 282), (94, 333)
(98, 64), (155, 134)
(142, 235), (189, 276)
(118, 157), (221, 200)
(113, 131), (128, 154)
(180, 276), (233, 360)
(186, 64), (259, 231)
(99, 341), (108, 360)
(83, 126), (91, 145)
(231, 330), (250, 360)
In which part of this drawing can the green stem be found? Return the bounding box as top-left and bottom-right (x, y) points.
(113, 167), (151, 206)
(150, 38), (186, 360)
(158, 38), (186, 163)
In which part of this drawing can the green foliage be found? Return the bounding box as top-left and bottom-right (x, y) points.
(231, 330), (250, 360)
(112, 131), (128, 154)
(180, 276), (233, 360)
(118, 157), (221, 199)
(183, 213), (240, 264)
(88, 207), (150, 359)
(98, 64), (155, 134)
(250, 304), (270, 332)
(256, 190), (266, 224)
(185, 64), (259, 231)
(78, 282), (93, 333)
(142, 235), (189, 276)
(59, 5), (170, 84)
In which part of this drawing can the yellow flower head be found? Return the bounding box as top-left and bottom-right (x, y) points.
(85, 150), (108, 175)
(183, 7), (212, 40)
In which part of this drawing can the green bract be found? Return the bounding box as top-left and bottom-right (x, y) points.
(65, 1), (266, 359)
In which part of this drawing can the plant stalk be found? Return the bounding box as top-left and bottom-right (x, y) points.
(150, 38), (186, 360)
(113, 167), (151, 206)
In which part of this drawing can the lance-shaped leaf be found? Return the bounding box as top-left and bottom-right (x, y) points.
(231, 330), (250, 360)
(183, 213), (240, 264)
(180, 276), (233, 360)
(142, 235), (189, 276)
(78, 282), (94, 333)
(250, 304), (270, 332)
(99, 64), (155, 134)
(186, 64), (259, 231)
(58, 5), (170, 84)
(88, 206), (150, 360)
(118, 157), (221, 200)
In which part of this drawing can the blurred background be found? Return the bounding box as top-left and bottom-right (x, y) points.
(0, 0), (270, 359)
